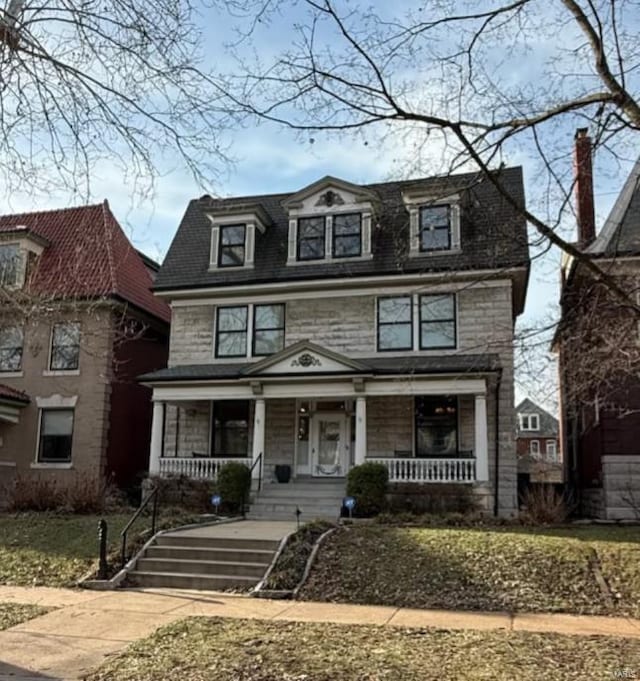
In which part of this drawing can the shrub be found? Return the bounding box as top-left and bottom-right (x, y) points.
(216, 462), (251, 513)
(520, 484), (572, 525)
(150, 475), (215, 511)
(346, 462), (389, 516)
(387, 483), (479, 515)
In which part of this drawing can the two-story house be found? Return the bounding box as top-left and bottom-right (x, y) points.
(515, 398), (561, 487)
(556, 130), (640, 520)
(0, 202), (170, 504)
(141, 171), (529, 516)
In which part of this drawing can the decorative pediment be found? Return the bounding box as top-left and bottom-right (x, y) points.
(282, 176), (378, 214)
(242, 340), (369, 376)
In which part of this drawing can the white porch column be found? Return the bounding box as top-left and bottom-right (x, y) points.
(355, 396), (367, 465)
(149, 400), (164, 476)
(252, 398), (266, 480)
(474, 393), (489, 482)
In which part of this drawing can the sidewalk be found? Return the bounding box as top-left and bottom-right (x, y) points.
(1, 585), (639, 680)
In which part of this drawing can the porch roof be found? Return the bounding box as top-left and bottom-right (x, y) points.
(139, 353), (501, 383)
(0, 384), (30, 405)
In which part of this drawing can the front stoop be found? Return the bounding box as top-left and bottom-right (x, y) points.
(249, 479), (346, 521)
(127, 534), (279, 591)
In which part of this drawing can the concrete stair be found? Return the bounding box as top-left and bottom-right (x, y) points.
(248, 478), (346, 521)
(127, 533), (279, 591)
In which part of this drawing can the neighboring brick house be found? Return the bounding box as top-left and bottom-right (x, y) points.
(515, 398), (561, 485)
(556, 130), (640, 520)
(141, 169), (530, 517)
(0, 202), (170, 503)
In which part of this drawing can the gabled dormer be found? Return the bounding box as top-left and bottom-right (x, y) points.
(0, 227), (49, 289)
(207, 203), (272, 271)
(283, 176), (377, 265)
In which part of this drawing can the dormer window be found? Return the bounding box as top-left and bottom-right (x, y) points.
(420, 205), (451, 252)
(297, 217), (326, 261)
(333, 213), (362, 258)
(219, 224), (246, 267)
(519, 413), (539, 431)
(0, 244), (20, 287)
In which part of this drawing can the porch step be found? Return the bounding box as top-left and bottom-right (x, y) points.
(127, 533), (280, 591)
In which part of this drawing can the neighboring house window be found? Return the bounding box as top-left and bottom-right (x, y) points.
(519, 413), (539, 431)
(529, 440), (540, 456)
(419, 294), (456, 349)
(216, 306), (248, 358)
(415, 396), (458, 457)
(38, 409), (74, 463)
(546, 441), (557, 461)
(377, 297), (412, 351)
(0, 326), (23, 372)
(0, 244), (20, 286)
(211, 400), (249, 456)
(420, 205), (451, 252)
(332, 213), (361, 258)
(297, 216), (326, 261)
(50, 322), (81, 371)
(253, 304), (285, 356)
(218, 224), (246, 267)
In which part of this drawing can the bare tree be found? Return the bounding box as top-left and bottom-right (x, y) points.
(0, 0), (234, 198)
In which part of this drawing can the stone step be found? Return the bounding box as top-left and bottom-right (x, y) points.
(128, 571), (257, 591)
(154, 534), (279, 551)
(256, 492), (345, 504)
(247, 511), (338, 521)
(136, 557), (268, 578)
(145, 545), (274, 563)
(251, 500), (342, 511)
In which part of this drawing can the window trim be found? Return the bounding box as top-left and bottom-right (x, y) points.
(519, 413), (540, 431)
(332, 212), (362, 259)
(49, 322), (81, 372)
(215, 305), (249, 359)
(419, 204), (452, 253)
(218, 223), (247, 268)
(37, 407), (75, 464)
(546, 440), (557, 460)
(418, 294), (457, 350)
(0, 242), (22, 288)
(529, 439), (540, 456)
(252, 303), (286, 357)
(376, 296), (414, 352)
(0, 325), (23, 373)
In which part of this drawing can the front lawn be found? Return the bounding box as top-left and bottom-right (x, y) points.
(0, 510), (205, 587)
(87, 617), (640, 681)
(0, 603), (50, 630)
(299, 525), (640, 616)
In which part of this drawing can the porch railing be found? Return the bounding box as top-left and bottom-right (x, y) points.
(158, 457), (252, 480)
(370, 457), (476, 483)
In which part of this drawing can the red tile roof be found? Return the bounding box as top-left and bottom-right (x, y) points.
(0, 384), (30, 404)
(0, 202), (170, 323)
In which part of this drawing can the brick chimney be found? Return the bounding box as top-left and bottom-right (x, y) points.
(574, 128), (596, 247)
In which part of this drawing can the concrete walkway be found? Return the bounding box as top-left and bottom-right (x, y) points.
(1, 585), (640, 680)
(162, 519), (297, 541)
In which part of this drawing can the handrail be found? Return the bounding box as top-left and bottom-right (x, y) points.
(120, 485), (159, 567)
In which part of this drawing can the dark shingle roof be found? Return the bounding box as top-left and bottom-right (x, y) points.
(155, 168), (528, 292)
(0, 384), (30, 404)
(140, 353), (500, 382)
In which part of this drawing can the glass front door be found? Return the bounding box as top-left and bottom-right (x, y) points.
(311, 413), (347, 476)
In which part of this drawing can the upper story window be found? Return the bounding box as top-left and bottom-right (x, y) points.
(519, 413), (539, 431)
(0, 326), (23, 372)
(216, 303), (285, 358)
(332, 213), (362, 258)
(50, 322), (81, 371)
(0, 244), (20, 287)
(419, 295), (456, 349)
(420, 205), (451, 252)
(297, 217), (326, 261)
(218, 224), (246, 267)
(377, 297), (412, 351)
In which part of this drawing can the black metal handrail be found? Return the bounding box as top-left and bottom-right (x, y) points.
(120, 485), (159, 567)
(242, 452), (262, 518)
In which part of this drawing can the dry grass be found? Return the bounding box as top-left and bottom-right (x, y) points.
(0, 603), (50, 630)
(87, 617), (640, 681)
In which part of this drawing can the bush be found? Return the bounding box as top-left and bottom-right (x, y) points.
(520, 484), (573, 525)
(216, 462), (251, 513)
(346, 462), (389, 516)
(387, 483), (479, 515)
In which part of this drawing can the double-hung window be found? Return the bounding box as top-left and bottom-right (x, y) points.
(377, 297), (412, 351)
(0, 244), (20, 287)
(297, 216), (326, 261)
(546, 441), (557, 461)
(419, 295), (456, 349)
(211, 401), (249, 457)
(332, 213), (361, 258)
(0, 326), (23, 372)
(218, 224), (246, 267)
(529, 440), (540, 456)
(50, 322), (81, 371)
(420, 205), (451, 252)
(216, 306), (248, 358)
(38, 409), (74, 463)
(253, 304), (285, 356)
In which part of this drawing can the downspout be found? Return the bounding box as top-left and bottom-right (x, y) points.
(493, 368), (503, 517)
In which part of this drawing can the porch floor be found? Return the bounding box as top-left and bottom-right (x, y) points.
(163, 520), (297, 542)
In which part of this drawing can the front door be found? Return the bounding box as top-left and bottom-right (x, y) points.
(311, 413), (347, 477)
